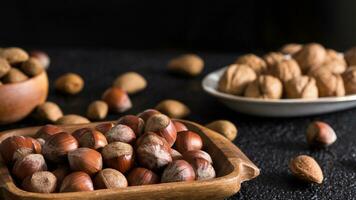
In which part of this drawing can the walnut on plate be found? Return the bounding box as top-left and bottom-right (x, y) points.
(244, 75), (283, 99)
(269, 59), (301, 82)
(309, 67), (345, 97)
(344, 46), (356, 66)
(342, 66), (356, 95)
(285, 76), (318, 99)
(280, 43), (303, 55)
(310, 49), (346, 74)
(263, 52), (285, 69)
(234, 54), (267, 75)
(293, 43), (326, 73)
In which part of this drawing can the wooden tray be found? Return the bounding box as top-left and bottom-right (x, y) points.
(0, 120), (260, 200)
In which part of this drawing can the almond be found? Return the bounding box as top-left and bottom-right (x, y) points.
(289, 155), (323, 184)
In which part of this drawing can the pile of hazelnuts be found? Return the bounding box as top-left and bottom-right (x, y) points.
(0, 109), (216, 193)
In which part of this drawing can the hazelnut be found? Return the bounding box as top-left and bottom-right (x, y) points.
(12, 154), (47, 180)
(174, 131), (203, 154)
(60, 172), (94, 192)
(342, 66), (356, 94)
(101, 142), (134, 173)
(94, 168), (128, 189)
(189, 158), (216, 180)
(137, 109), (161, 122)
(293, 43), (326, 73)
(135, 132), (170, 147)
(36, 138), (45, 146)
(22, 171), (57, 193)
(145, 114), (177, 147)
(0, 47), (29, 64)
(102, 87), (132, 113)
(52, 165), (70, 191)
(2, 68), (29, 83)
(29, 50), (50, 69)
(36, 102), (63, 123)
(12, 147), (36, 163)
(113, 72), (147, 94)
(344, 46), (356, 66)
(289, 155), (323, 184)
(315, 49), (347, 75)
(127, 167), (159, 186)
(167, 54), (204, 76)
(172, 120), (188, 132)
(55, 114), (90, 125)
(105, 124), (136, 144)
(20, 57), (44, 77)
(182, 150), (213, 164)
(86, 100), (108, 120)
(155, 99), (190, 119)
(280, 43), (303, 55)
(0, 136), (34, 164)
(42, 132), (79, 163)
(306, 121), (336, 147)
(285, 76), (319, 99)
(77, 129), (108, 150)
(95, 122), (115, 134)
(170, 148), (183, 160)
(234, 54), (267, 74)
(29, 138), (42, 154)
(310, 67), (345, 97)
(244, 75), (283, 99)
(161, 160), (195, 183)
(0, 58), (11, 78)
(68, 148), (103, 175)
(218, 64), (257, 95)
(269, 59), (301, 82)
(36, 124), (64, 141)
(263, 52), (285, 68)
(55, 73), (84, 95)
(117, 115), (144, 136)
(205, 120), (238, 141)
(71, 127), (92, 141)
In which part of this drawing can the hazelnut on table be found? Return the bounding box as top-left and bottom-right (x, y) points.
(235, 54), (267, 74)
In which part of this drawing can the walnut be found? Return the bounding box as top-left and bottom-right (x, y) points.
(293, 43), (326, 73)
(234, 54), (267, 74)
(310, 49), (346, 74)
(285, 76), (318, 99)
(269, 59), (301, 82)
(344, 46), (356, 66)
(263, 52), (285, 68)
(280, 43), (303, 55)
(309, 67), (345, 97)
(244, 75), (283, 99)
(218, 64), (257, 95)
(342, 66), (356, 95)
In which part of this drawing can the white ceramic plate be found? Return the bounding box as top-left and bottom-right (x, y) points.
(202, 67), (356, 117)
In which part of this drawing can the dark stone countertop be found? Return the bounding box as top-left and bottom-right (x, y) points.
(1, 48), (355, 200)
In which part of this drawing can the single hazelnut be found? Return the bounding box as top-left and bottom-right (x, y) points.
(170, 148), (183, 160)
(55, 73), (84, 95)
(2, 68), (29, 83)
(189, 158), (216, 180)
(36, 124), (64, 141)
(234, 54), (267, 74)
(12, 147), (36, 163)
(309, 67), (345, 97)
(285, 76), (319, 99)
(36, 101), (63, 123)
(77, 129), (108, 150)
(263, 52), (285, 68)
(12, 154), (47, 180)
(29, 50), (50, 69)
(42, 132), (79, 163)
(127, 167), (159, 186)
(71, 127), (92, 141)
(52, 165), (70, 191)
(306, 121), (336, 147)
(36, 138), (45, 146)
(145, 114), (177, 147)
(117, 115), (144, 136)
(218, 64), (257, 95)
(289, 155), (323, 184)
(0, 136), (33, 164)
(0, 58), (11, 78)
(55, 114), (90, 125)
(105, 124), (136, 144)
(172, 120), (188, 132)
(280, 43), (303, 55)
(135, 132), (170, 147)
(94, 168), (128, 189)
(269, 59), (301, 82)
(137, 109), (161, 122)
(86, 100), (108, 120)
(155, 99), (190, 119)
(174, 131), (203, 154)
(344, 46), (356, 66)
(20, 57), (44, 77)
(205, 120), (238, 141)
(0, 47), (29, 64)
(22, 171), (57, 193)
(68, 148), (103, 175)
(182, 150), (213, 164)
(342, 66), (356, 95)
(293, 43), (326, 73)
(161, 160), (195, 183)
(95, 122), (115, 134)
(168, 54), (204, 76)
(113, 72), (147, 94)
(29, 137), (42, 154)
(60, 172), (94, 192)
(101, 142), (134, 173)
(244, 75), (283, 99)
(102, 87), (132, 113)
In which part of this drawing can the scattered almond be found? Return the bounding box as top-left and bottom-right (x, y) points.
(155, 99), (190, 119)
(21, 57), (44, 77)
(36, 102), (63, 123)
(168, 54), (204, 76)
(0, 47), (29, 64)
(55, 73), (84, 95)
(113, 72), (147, 94)
(86, 100), (108, 120)
(55, 114), (90, 125)
(289, 155), (323, 184)
(2, 68), (29, 83)
(205, 120), (238, 141)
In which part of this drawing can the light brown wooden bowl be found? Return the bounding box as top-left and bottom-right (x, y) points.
(0, 72), (49, 125)
(0, 120), (260, 200)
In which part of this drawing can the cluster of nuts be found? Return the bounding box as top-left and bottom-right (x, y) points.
(0, 109), (216, 193)
(218, 43), (356, 99)
(0, 47), (49, 85)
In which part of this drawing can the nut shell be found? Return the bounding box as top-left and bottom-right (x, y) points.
(174, 131), (203, 154)
(285, 76), (319, 99)
(68, 148), (103, 175)
(102, 87), (132, 113)
(293, 43), (326, 73)
(117, 115), (144, 136)
(235, 54), (267, 74)
(190, 158), (216, 180)
(244, 75), (283, 99)
(310, 67), (345, 97)
(161, 160), (196, 183)
(113, 72), (147, 94)
(342, 66), (356, 95)
(94, 168), (128, 189)
(263, 52), (285, 68)
(105, 124), (136, 144)
(101, 142), (134, 173)
(42, 132), (79, 163)
(137, 109), (160, 122)
(269, 59), (301, 82)
(77, 129), (108, 150)
(30, 50), (50, 69)
(127, 167), (159, 186)
(289, 155), (323, 184)
(145, 114), (177, 147)
(0, 136), (34, 164)
(60, 172), (94, 192)
(12, 154), (47, 180)
(22, 171), (57, 193)
(95, 122), (115, 134)
(36, 124), (64, 141)
(345, 46), (356, 66)
(183, 150), (213, 164)
(172, 120), (188, 132)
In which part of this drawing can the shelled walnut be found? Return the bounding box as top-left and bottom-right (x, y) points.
(234, 54), (267, 74)
(269, 59), (301, 82)
(285, 76), (318, 99)
(293, 43), (326, 73)
(309, 67), (345, 97)
(244, 75), (283, 99)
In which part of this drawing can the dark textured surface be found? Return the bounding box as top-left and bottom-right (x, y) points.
(1, 48), (355, 199)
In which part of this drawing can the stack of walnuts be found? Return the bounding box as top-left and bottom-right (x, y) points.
(218, 43), (356, 99)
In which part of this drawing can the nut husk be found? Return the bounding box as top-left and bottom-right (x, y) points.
(0, 47), (29, 64)
(155, 99), (190, 119)
(218, 64), (257, 95)
(36, 101), (63, 123)
(289, 155), (323, 184)
(234, 54), (267, 74)
(113, 72), (147, 94)
(309, 67), (345, 97)
(21, 57), (44, 76)
(2, 68), (29, 83)
(168, 54), (204, 76)
(269, 59), (301, 82)
(280, 43), (303, 55)
(205, 120), (238, 141)
(86, 100), (108, 120)
(285, 76), (318, 99)
(55, 73), (84, 95)
(342, 66), (356, 94)
(293, 43), (326, 73)
(55, 114), (90, 125)
(244, 75), (283, 99)
(0, 58), (11, 78)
